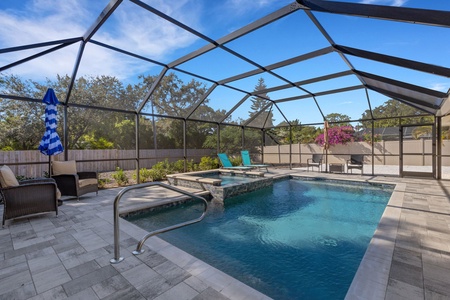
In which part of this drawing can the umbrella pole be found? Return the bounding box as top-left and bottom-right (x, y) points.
(48, 156), (51, 177)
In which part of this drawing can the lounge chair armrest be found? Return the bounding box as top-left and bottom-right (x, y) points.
(51, 174), (79, 195)
(2, 182), (57, 199)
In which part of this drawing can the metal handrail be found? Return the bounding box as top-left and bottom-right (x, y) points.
(110, 182), (208, 264)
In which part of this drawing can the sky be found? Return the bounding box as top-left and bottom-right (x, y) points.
(0, 0), (449, 126)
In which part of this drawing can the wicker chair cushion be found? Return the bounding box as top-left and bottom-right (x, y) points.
(79, 178), (98, 188)
(0, 165), (19, 187)
(52, 160), (77, 175)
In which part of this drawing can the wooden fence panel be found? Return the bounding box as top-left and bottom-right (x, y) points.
(0, 148), (214, 177)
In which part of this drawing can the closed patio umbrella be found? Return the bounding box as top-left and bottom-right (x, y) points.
(38, 88), (64, 172)
(324, 121), (329, 150)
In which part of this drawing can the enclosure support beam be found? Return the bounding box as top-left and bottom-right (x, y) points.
(183, 120), (187, 173)
(63, 105), (69, 161)
(135, 113), (140, 183)
(436, 117), (442, 180)
(64, 42), (86, 105)
(371, 120), (374, 176)
(289, 126), (292, 170)
(241, 127), (245, 151)
(297, 0), (450, 28)
(261, 129), (265, 164)
(217, 124), (220, 155)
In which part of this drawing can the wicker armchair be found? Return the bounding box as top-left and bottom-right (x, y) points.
(51, 161), (98, 200)
(1, 177), (58, 226)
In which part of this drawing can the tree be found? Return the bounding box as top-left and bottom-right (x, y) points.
(268, 120), (321, 144)
(203, 124), (243, 156)
(361, 99), (433, 128)
(325, 113), (351, 126)
(248, 78), (273, 128)
(0, 75), (47, 150)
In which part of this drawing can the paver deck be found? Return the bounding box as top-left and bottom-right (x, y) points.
(1, 168), (450, 299)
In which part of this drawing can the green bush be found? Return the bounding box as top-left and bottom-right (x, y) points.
(229, 156), (242, 166)
(133, 168), (153, 183)
(112, 167), (128, 186)
(172, 159), (185, 173)
(199, 156), (219, 170)
(186, 159), (199, 172)
(98, 178), (110, 189)
(16, 175), (34, 181)
(148, 168), (165, 181)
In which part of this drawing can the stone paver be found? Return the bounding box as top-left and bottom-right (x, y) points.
(1, 168), (450, 299)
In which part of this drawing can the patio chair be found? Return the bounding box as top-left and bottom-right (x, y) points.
(0, 165), (58, 226)
(241, 150), (269, 172)
(217, 153), (252, 170)
(51, 160), (98, 200)
(307, 154), (323, 172)
(347, 154), (364, 174)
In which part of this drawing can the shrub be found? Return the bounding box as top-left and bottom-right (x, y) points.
(186, 159), (199, 172)
(148, 160), (170, 180)
(112, 167), (128, 186)
(148, 168), (166, 181)
(199, 156), (219, 170)
(134, 168), (153, 183)
(98, 178), (110, 189)
(229, 156), (242, 166)
(363, 133), (381, 144)
(16, 175), (34, 181)
(172, 160), (185, 173)
(315, 125), (359, 147)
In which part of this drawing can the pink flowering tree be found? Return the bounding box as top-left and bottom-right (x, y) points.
(315, 125), (359, 147)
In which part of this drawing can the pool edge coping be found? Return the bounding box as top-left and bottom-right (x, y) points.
(111, 173), (401, 299)
(287, 173), (402, 300)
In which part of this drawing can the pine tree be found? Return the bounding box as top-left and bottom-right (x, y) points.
(248, 78), (273, 128)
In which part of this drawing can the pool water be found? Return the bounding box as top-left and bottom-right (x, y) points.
(126, 179), (393, 299)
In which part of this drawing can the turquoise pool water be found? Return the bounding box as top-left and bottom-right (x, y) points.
(126, 178), (393, 299)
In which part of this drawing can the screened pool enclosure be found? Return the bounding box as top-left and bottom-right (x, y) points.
(1, 0), (450, 179)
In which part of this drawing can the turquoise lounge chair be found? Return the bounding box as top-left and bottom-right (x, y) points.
(241, 150), (269, 172)
(218, 153), (252, 170)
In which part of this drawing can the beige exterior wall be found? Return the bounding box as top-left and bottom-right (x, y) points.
(263, 140), (449, 167)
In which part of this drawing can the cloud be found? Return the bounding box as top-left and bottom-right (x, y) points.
(0, 0), (203, 82)
(429, 82), (450, 93)
(224, 0), (286, 16)
(359, 0), (408, 6)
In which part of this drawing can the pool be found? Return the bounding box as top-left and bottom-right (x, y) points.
(125, 178), (394, 299)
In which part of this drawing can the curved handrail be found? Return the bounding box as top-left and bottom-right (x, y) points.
(110, 182), (208, 264)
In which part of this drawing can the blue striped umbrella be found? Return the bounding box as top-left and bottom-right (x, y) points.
(38, 88), (64, 156)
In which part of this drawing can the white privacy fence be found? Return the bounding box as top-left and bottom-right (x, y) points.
(263, 140), (450, 166)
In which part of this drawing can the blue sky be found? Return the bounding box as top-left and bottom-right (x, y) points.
(0, 0), (449, 125)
